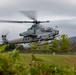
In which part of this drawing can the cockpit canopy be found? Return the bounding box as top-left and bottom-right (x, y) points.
(40, 27), (53, 32)
(45, 27), (53, 32)
(30, 24), (41, 30)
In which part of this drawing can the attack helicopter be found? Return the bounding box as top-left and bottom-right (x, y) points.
(0, 11), (59, 45)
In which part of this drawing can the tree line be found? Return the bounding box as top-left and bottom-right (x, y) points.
(3, 34), (76, 54)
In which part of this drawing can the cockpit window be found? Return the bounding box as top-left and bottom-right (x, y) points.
(46, 27), (53, 32)
(31, 24), (40, 30)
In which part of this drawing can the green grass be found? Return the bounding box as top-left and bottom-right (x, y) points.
(0, 44), (7, 52)
(20, 54), (76, 68)
(0, 49), (76, 75)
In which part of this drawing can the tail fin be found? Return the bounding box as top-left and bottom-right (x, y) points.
(2, 35), (8, 44)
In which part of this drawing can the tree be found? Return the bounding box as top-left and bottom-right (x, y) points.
(49, 38), (59, 52)
(49, 34), (71, 53)
(5, 43), (16, 51)
(41, 41), (49, 50)
(30, 42), (40, 51)
(59, 34), (71, 52)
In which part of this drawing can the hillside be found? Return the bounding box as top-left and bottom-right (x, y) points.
(69, 36), (76, 43)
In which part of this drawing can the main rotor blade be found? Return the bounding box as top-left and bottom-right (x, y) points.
(0, 20), (50, 24)
(20, 11), (37, 21)
(0, 20), (24, 23)
(39, 21), (50, 23)
(0, 20), (35, 23)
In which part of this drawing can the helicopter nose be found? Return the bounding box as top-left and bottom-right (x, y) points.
(55, 30), (59, 35)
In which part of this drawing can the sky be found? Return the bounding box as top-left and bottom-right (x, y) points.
(0, 0), (76, 43)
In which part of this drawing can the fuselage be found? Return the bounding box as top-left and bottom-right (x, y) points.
(2, 24), (59, 44)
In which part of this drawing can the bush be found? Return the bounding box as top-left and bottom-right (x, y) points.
(5, 44), (16, 51)
(0, 48), (76, 75)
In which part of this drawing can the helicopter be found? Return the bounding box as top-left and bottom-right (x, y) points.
(0, 11), (59, 45)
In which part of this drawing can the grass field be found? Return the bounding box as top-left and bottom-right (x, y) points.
(20, 54), (76, 68)
(0, 44), (76, 68)
(0, 45), (76, 74)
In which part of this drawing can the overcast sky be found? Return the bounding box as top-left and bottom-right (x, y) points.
(0, 0), (76, 43)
